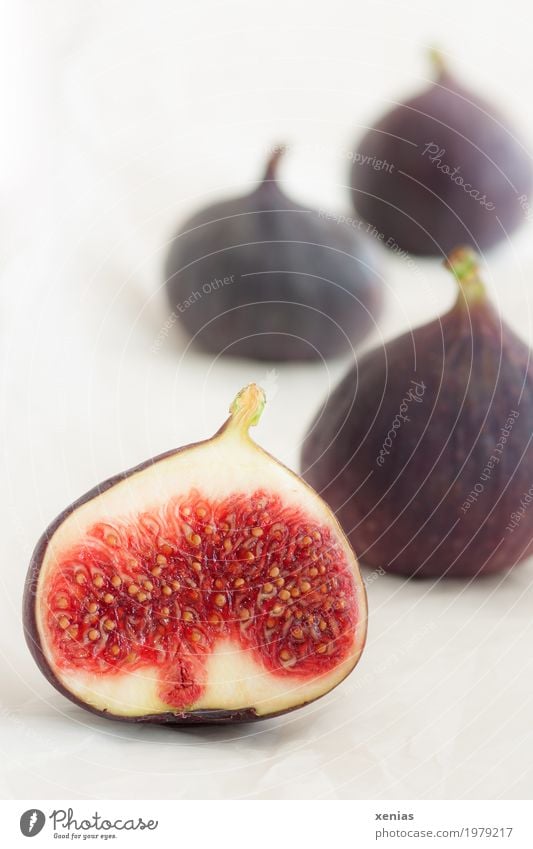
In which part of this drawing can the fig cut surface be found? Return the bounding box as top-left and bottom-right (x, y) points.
(24, 385), (367, 725)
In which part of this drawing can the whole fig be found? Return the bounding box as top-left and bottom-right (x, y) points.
(350, 51), (532, 255)
(302, 248), (533, 579)
(165, 148), (383, 361)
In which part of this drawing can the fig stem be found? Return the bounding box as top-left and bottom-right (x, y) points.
(444, 246), (486, 304)
(263, 145), (286, 182)
(227, 384), (266, 436)
(429, 46), (448, 78)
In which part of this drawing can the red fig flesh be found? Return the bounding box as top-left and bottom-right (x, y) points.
(24, 386), (367, 723)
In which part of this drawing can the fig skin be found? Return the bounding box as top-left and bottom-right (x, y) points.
(350, 52), (533, 256)
(24, 385), (367, 725)
(302, 248), (533, 579)
(165, 147), (383, 361)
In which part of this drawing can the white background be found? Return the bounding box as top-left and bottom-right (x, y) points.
(0, 0), (532, 800)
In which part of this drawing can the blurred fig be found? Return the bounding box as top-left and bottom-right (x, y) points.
(350, 51), (532, 255)
(302, 247), (533, 579)
(165, 147), (383, 361)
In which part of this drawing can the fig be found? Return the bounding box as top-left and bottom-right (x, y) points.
(24, 385), (367, 725)
(350, 51), (533, 255)
(165, 147), (383, 361)
(302, 248), (533, 579)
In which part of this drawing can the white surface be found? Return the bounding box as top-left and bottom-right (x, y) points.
(0, 0), (532, 800)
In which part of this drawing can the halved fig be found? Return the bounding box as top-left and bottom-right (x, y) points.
(24, 386), (367, 725)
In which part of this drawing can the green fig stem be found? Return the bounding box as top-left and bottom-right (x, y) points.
(444, 246), (487, 305)
(263, 145), (286, 182)
(429, 46), (448, 79)
(227, 384), (266, 438)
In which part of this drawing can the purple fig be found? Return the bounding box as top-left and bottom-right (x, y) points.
(165, 148), (383, 361)
(302, 248), (533, 579)
(350, 51), (532, 255)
